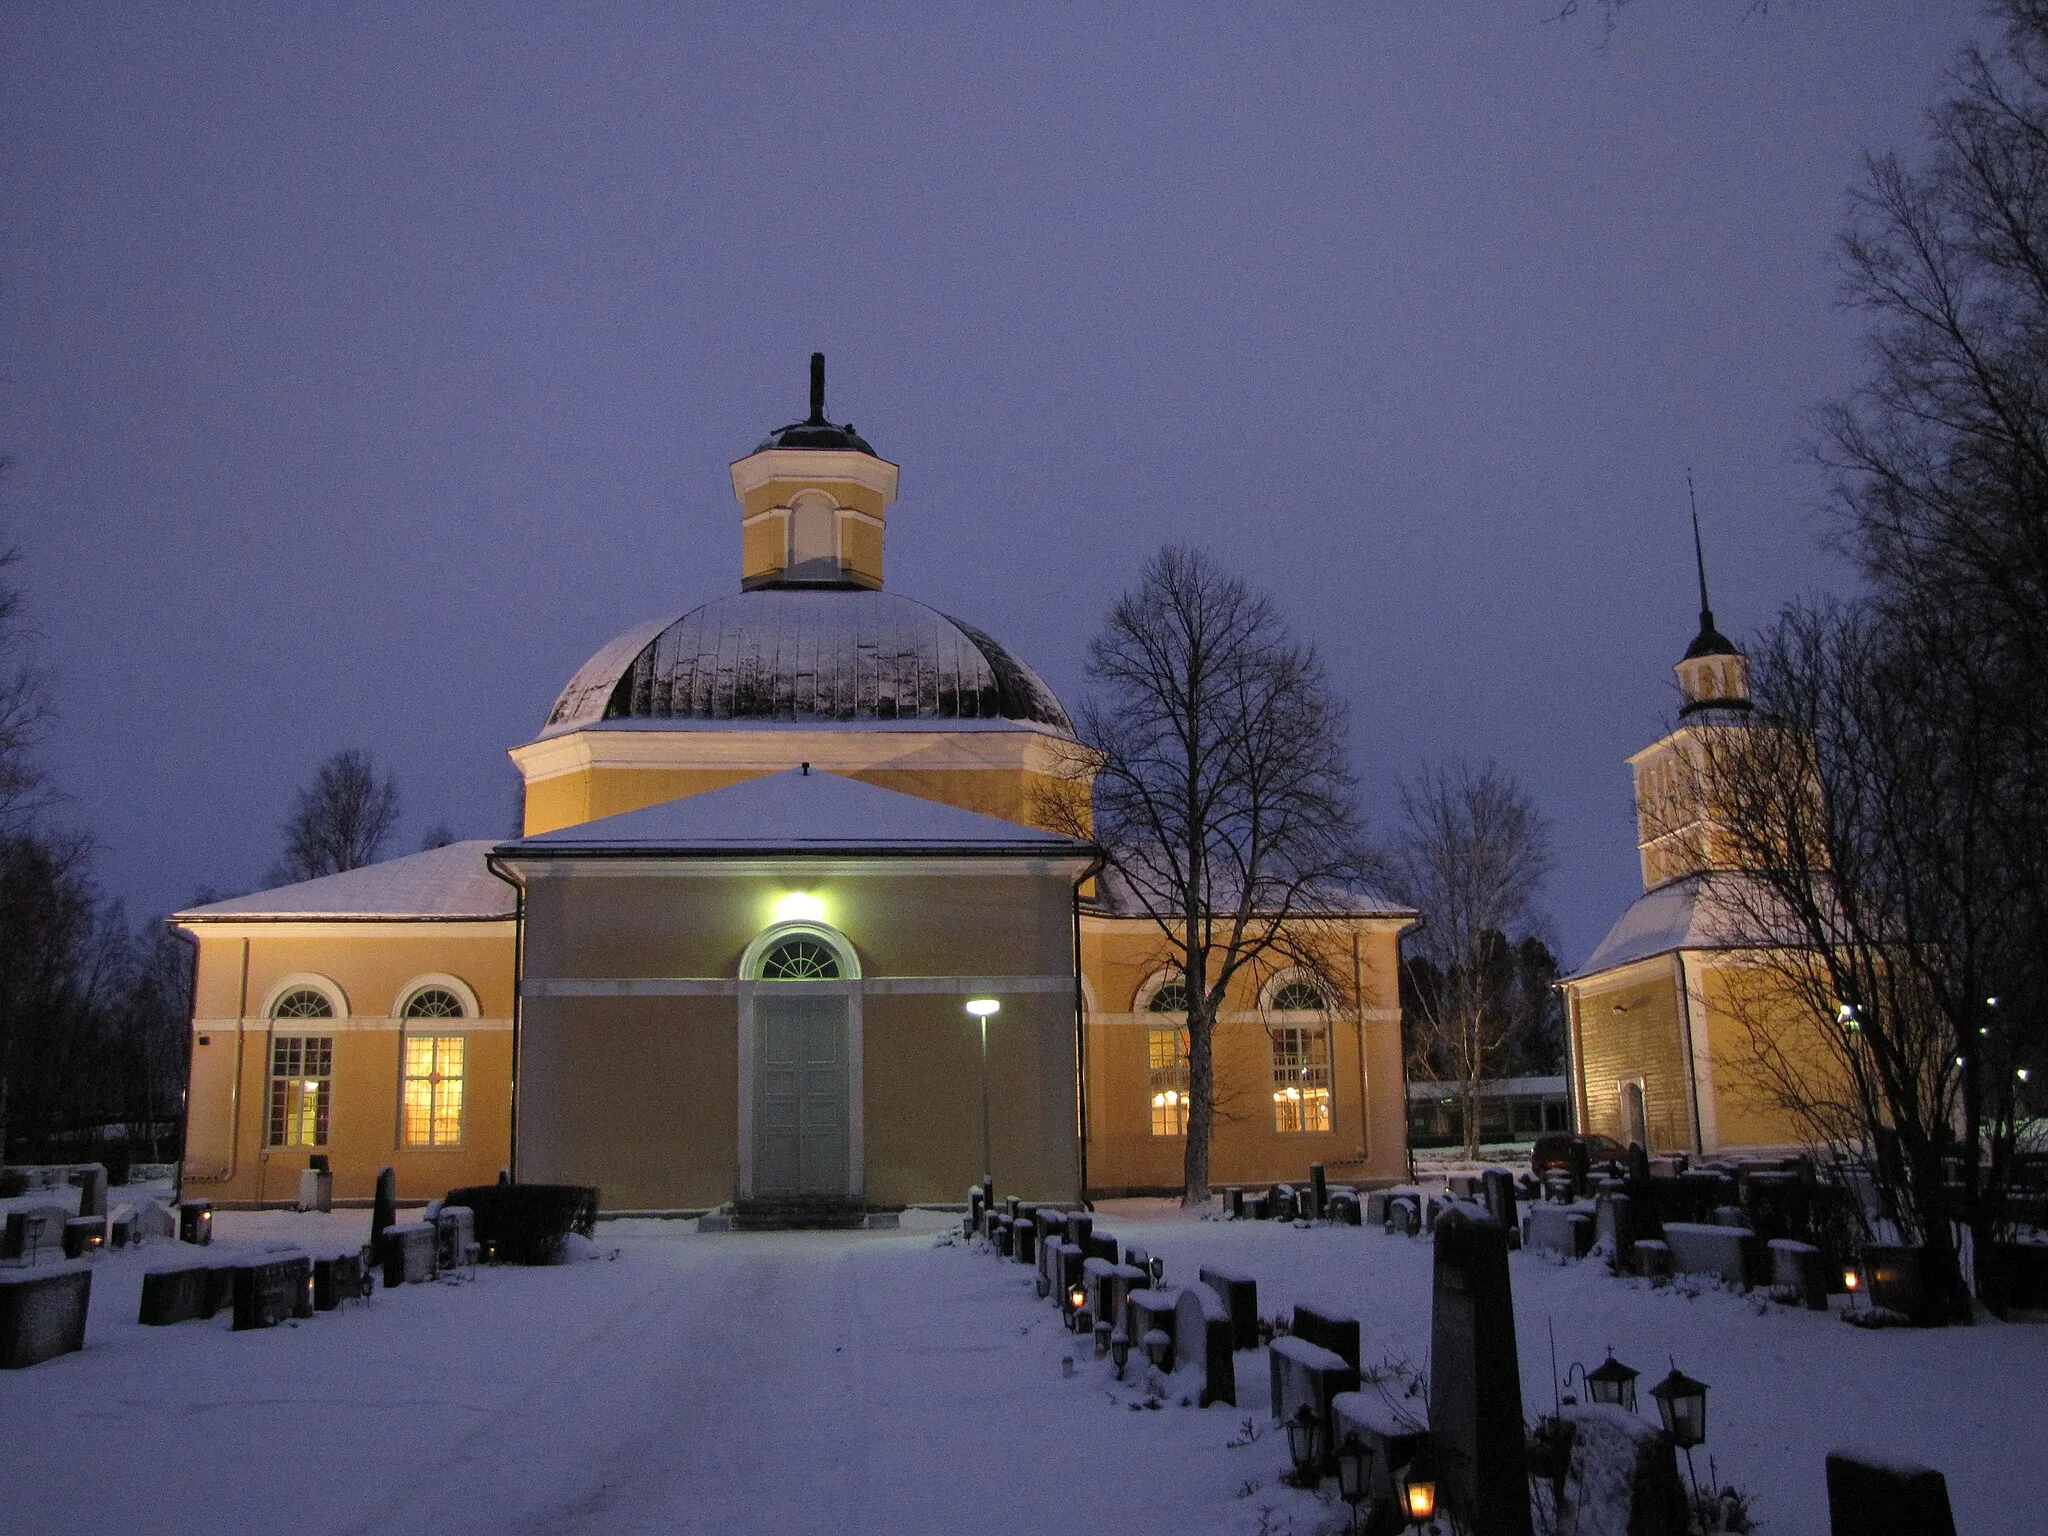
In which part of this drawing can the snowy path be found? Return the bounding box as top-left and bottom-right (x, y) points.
(0, 1213), (1266, 1536)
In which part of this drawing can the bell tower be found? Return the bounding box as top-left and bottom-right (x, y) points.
(729, 354), (900, 590)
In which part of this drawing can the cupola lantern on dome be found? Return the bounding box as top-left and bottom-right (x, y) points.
(1674, 478), (1752, 718)
(731, 353), (901, 591)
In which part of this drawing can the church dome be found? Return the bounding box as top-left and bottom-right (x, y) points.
(543, 588), (1074, 737)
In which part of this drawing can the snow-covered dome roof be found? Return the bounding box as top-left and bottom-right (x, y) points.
(543, 588), (1073, 737)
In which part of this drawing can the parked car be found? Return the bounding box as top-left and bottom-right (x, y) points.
(1529, 1132), (1628, 1176)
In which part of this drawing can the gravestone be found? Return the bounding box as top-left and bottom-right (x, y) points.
(1628, 1141), (1651, 1182)
(1225, 1187), (1245, 1220)
(1198, 1265), (1260, 1350)
(69, 1164), (108, 1219)
(1084, 1232), (1119, 1264)
(1328, 1191), (1361, 1225)
(1332, 1390), (1430, 1536)
(1388, 1196), (1421, 1236)
(1825, 1450), (1957, 1536)
(297, 1163), (334, 1213)
(1290, 1301), (1361, 1369)
(132, 1198), (176, 1243)
(1553, 1404), (1687, 1536)
(0, 1266), (91, 1368)
(1174, 1282), (1236, 1406)
(381, 1221), (438, 1287)
(967, 1185), (985, 1234)
(2, 1206), (66, 1262)
(1482, 1168), (1517, 1228)
(313, 1252), (367, 1309)
(1308, 1163), (1328, 1220)
(1769, 1239), (1828, 1311)
(62, 1215), (106, 1258)
(1863, 1244), (1945, 1327)
(1632, 1240), (1671, 1281)
(231, 1252), (311, 1331)
(1662, 1223), (1762, 1289)
(109, 1208), (136, 1249)
(139, 1262), (228, 1325)
(1269, 1334), (1359, 1464)
(1430, 1210), (1534, 1536)
(436, 1205), (477, 1271)
(1125, 1286), (1178, 1369)
(1013, 1217), (1037, 1265)
(1062, 1212), (1093, 1249)
(1567, 1140), (1592, 1196)
(1271, 1184), (1298, 1223)
(1526, 1205), (1595, 1260)
(1122, 1243), (1148, 1272)
(991, 1215), (1013, 1256)
(370, 1167), (398, 1264)
(1595, 1192), (1639, 1272)
(1247, 1193), (1271, 1220)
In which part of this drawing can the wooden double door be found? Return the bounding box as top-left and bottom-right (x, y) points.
(752, 993), (850, 1198)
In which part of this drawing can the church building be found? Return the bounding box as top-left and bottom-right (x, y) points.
(1559, 548), (1821, 1157)
(175, 360), (1416, 1216)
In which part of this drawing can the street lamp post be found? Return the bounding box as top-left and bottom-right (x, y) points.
(967, 998), (1000, 1186)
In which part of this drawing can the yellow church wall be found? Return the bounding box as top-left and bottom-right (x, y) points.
(516, 994), (739, 1212)
(1077, 916), (1411, 1193)
(839, 518), (884, 586)
(741, 514), (786, 584)
(179, 925), (517, 1205)
(1567, 961), (1695, 1153)
(1697, 960), (1840, 1152)
(511, 861), (1085, 1210)
(864, 991), (1077, 1206)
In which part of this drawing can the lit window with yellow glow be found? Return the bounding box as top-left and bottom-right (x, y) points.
(1147, 1027), (1190, 1136)
(267, 1034), (333, 1147)
(402, 1035), (465, 1147)
(1271, 1026), (1331, 1133)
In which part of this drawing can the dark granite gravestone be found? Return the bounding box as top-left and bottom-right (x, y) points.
(1270, 1335), (1359, 1464)
(1633, 1239), (1672, 1281)
(109, 1208), (135, 1249)
(1482, 1168), (1517, 1228)
(1248, 1193), (1272, 1220)
(435, 1205), (477, 1271)
(1063, 1212), (1093, 1249)
(991, 1215), (1013, 1256)
(1662, 1223), (1763, 1289)
(1122, 1243), (1148, 1271)
(1526, 1205), (1594, 1260)
(967, 1185), (985, 1234)
(1014, 1217), (1037, 1265)
(1567, 1139), (1592, 1197)
(62, 1215), (106, 1258)
(1309, 1163), (1328, 1220)
(1825, 1450), (1957, 1536)
(1863, 1244), (1946, 1327)
(1328, 1191), (1362, 1225)
(370, 1166), (398, 1264)
(0, 1266), (91, 1367)
(1595, 1191), (1639, 1272)
(1084, 1232), (1119, 1264)
(1388, 1196), (1421, 1236)
(1125, 1286), (1178, 1367)
(312, 1253), (367, 1309)
(381, 1221), (438, 1287)
(1271, 1184), (1299, 1222)
(139, 1262), (228, 1325)
(178, 1200), (212, 1245)
(1174, 1283), (1236, 1406)
(1226, 1187), (1245, 1220)
(69, 1164), (108, 1219)
(1290, 1302), (1361, 1369)
(1005, 1195), (1021, 1222)
(231, 1252), (311, 1330)
(1628, 1141), (1652, 1182)
(1431, 1210), (1534, 1536)
(1553, 1404), (1687, 1536)
(2, 1206), (67, 1262)
(1198, 1265), (1260, 1350)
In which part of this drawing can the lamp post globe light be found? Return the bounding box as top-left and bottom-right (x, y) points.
(967, 998), (1000, 1188)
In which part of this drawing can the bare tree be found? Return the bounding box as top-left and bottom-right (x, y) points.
(1052, 545), (1367, 1205)
(1382, 761), (1552, 1161)
(272, 750), (401, 884)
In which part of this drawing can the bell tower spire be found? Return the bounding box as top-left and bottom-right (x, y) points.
(1674, 473), (1751, 718)
(729, 353), (900, 590)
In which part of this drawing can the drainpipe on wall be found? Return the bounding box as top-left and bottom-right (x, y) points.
(1674, 951), (1706, 1157)
(228, 936), (249, 1188)
(1071, 856), (1104, 1208)
(1351, 930), (1369, 1166)
(486, 853), (525, 1182)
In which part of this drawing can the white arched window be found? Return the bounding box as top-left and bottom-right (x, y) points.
(264, 974), (344, 1149)
(741, 921), (862, 982)
(395, 976), (474, 1149)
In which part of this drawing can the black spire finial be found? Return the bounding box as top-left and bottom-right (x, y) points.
(1688, 468), (1714, 633)
(808, 352), (826, 425)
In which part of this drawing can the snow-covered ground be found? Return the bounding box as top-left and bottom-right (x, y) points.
(1, 1198), (2039, 1535)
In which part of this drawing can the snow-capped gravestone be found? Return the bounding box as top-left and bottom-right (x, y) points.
(1430, 1209), (1534, 1536)
(131, 1197), (177, 1243)
(1552, 1404), (1686, 1536)
(1824, 1450), (1957, 1536)
(1269, 1334), (1358, 1452)
(1173, 1281), (1235, 1406)
(1289, 1302), (1360, 1370)
(1332, 1390), (1428, 1536)
(1197, 1265), (1259, 1350)
(69, 1163), (108, 1218)
(1482, 1167), (1517, 1228)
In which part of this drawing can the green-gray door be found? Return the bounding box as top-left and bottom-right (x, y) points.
(754, 994), (850, 1197)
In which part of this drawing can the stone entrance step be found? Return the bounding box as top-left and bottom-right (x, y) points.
(727, 1197), (870, 1232)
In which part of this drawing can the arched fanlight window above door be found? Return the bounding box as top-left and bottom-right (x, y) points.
(759, 935), (842, 980)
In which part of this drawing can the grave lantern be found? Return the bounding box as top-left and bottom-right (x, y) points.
(1142, 1327), (1172, 1371)
(1587, 1351), (1639, 1412)
(1650, 1366), (1709, 1449)
(1149, 1255), (1165, 1286)
(1396, 1450), (1437, 1529)
(1109, 1327), (1130, 1379)
(1093, 1318), (1112, 1357)
(1335, 1432), (1375, 1533)
(1283, 1403), (1323, 1487)
(1066, 1283), (1086, 1321)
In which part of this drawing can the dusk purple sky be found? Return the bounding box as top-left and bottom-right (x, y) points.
(1, 3), (1989, 965)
